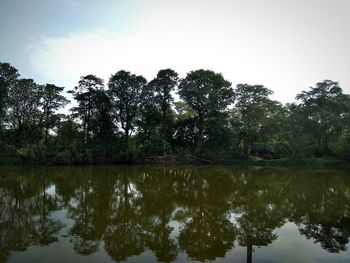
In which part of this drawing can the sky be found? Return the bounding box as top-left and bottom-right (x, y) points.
(0, 0), (350, 104)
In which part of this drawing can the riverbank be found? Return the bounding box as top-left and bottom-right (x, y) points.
(0, 155), (349, 169)
(230, 157), (350, 169)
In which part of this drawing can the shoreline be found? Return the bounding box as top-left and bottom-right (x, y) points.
(1, 156), (349, 169)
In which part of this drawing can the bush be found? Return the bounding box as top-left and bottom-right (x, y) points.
(54, 148), (93, 165)
(17, 143), (47, 164)
(54, 150), (73, 165)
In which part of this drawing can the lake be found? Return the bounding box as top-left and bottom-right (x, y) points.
(0, 165), (350, 262)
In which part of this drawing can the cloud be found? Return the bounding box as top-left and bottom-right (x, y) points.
(28, 30), (236, 88)
(27, 0), (350, 103)
(28, 30), (298, 101)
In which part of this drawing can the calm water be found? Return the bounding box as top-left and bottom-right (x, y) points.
(1, 166), (350, 263)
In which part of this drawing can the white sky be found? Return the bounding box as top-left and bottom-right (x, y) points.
(2, 0), (350, 104)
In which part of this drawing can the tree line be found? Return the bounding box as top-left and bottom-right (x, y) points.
(1, 61), (350, 164)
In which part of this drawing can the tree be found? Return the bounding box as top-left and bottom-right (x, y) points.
(137, 81), (161, 155)
(41, 84), (69, 145)
(234, 84), (274, 157)
(108, 70), (147, 156)
(89, 89), (114, 158)
(296, 80), (349, 156)
(285, 103), (313, 158)
(172, 101), (197, 154)
(0, 63), (19, 131)
(149, 69), (178, 156)
(255, 101), (290, 159)
(7, 78), (42, 145)
(69, 75), (104, 146)
(178, 70), (234, 154)
(54, 115), (83, 164)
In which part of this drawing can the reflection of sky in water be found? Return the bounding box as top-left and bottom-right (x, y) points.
(45, 184), (56, 196)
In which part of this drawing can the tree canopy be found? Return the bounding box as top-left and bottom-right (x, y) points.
(0, 62), (350, 164)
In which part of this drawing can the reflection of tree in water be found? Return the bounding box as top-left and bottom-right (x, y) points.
(60, 167), (350, 261)
(52, 167), (118, 255)
(179, 207), (236, 262)
(290, 172), (350, 253)
(232, 169), (287, 262)
(66, 170), (114, 255)
(146, 219), (177, 263)
(1, 167), (350, 263)
(299, 217), (350, 253)
(237, 214), (278, 246)
(175, 167), (236, 262)
(236, 213), (278, 263)
(103, 174), (144, 261)
(69, 191), (100, 256)
(0, 169), (62, 262)
(136, 168), (178, 262)
(67, 176), (100, 255)
(32, 175), (62, 247)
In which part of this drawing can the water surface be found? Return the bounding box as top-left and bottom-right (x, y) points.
(1, 166), (350, 262)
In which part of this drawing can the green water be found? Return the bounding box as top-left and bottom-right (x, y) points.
(0, 166), (350, 262)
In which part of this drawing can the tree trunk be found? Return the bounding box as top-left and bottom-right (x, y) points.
(45, 111), (49, 146)
(86, 95), (91, 145)
(162, 105), (168, 157)
(125, 128), (129, 158)
(83, 114), (87, 147)
(197, 113), (204, 155)
(247, 238), (252, 263)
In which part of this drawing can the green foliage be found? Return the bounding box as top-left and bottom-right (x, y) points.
(69, 75), (105, 146)
(42, 84), (69, 145)
(178, 70), (234, 153)
(0, 62), (19, 129)
(108, 70), (147, 156)
(55, 148), (93, 165)
(148, 69), (178, 156)
(17, 142), (47, 164)
(1, 61), (350, 165)
(296, 80), (349, 156)
(7, 78), (43, 146)
(234, 84), (275, 157)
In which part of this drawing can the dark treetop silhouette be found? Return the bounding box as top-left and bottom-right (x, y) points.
(1, 62), (350, 164)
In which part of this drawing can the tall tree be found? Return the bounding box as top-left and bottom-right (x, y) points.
(296, 80), (349, 156)
(69, 75), (104, 146)
(137, 81), (161, 155)
(178, 70), (233, 154)
(256, 101), (290, 159)
(234, 84), (274, 157)
(41, 84), (69, 145)
(172, 101), (197, 154)
(149, 69), (178, 156)
(108, 70), (147, 155)
(0, 63), (19, 130)
(7, 78), (42, 145)
(90, 89), (114, 158)
(285, 103), (314, 158)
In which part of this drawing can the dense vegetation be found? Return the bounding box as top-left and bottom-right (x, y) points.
(1, 62), (350, 164)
